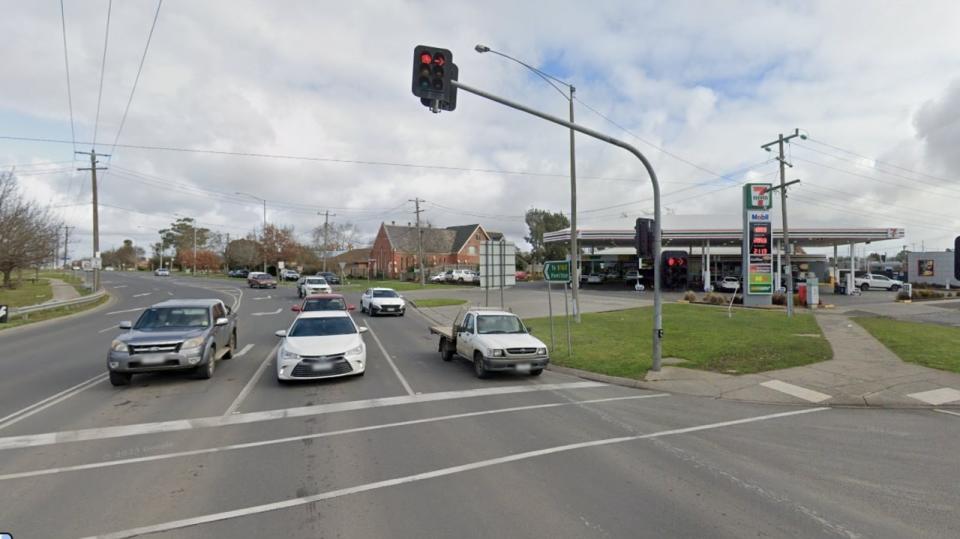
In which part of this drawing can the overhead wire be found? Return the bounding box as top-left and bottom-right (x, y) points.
(92, 0), (113, 149)
(58, 0), (77, 155)
(805, 137), (956, 186)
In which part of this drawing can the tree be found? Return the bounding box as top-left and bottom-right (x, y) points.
(895, 249), (909, 263)
(312, 221), (361, 251)
(225, 238), (261, 269)
(159, 218), (210, 267)
(261, 224), (300, 268)
(175, 249), (221, 271)
(524, 208), (570, 263)
(0, 172), (62, 287)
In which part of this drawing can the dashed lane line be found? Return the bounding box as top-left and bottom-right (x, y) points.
(132, 292), (152, 298)
(365, 322), (415, 395)
(0, 381), (606, 451)
(934, 408), (960, 418)
(104, 307), (143, 316)
(0, 394), (669, 482)
(80, 406), (828, 539)
(250, 308), (282, 316)
(233, 344), (254, 358)
(223, 344), (278, 416)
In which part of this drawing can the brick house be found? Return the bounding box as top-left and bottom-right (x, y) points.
(369, 222), (499, 278)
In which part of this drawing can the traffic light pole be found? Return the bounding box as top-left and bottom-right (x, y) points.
(450, 79), (664, 370)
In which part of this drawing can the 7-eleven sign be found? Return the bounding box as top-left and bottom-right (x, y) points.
(743, 183), (773, 210)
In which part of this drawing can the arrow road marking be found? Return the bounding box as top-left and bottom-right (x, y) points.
(251, 308), (282, 316)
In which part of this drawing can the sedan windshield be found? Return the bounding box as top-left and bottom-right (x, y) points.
(288, 317), (356, 337)
(373, 290), (399, 298)
(305, 278), (326, 285)
(135, 307), (209, 329)
(477, 315), (526, 334)
(302, 298), (346, 311)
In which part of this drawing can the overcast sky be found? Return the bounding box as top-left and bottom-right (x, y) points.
(3, 0), (960, 260)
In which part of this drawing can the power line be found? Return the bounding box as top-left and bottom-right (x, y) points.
(92, 0), (114, 148)
(792, 155), (960, 200)
(805, 137), (956, 186)
(59, 0), (77, 154)
(108, 0), (163, 155)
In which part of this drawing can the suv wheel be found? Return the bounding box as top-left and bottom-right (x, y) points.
(473, 352), (489, 379)
(195, 348), (215, 379)
(223, 331), (237, 360)
(109, 371), (132, 386)
(530, 368), (544, 376)
(860, 283), (869, 292)
(890, 284), (900, 291)
(458, 278), (464, 283)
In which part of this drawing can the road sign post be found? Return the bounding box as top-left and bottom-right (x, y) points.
(0, 305), (7, 324)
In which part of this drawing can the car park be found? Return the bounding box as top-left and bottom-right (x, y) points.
(154, 268), (170, 277)
(429, 307), (549, 378)
(107, 299), (238, 386)
(298, 276), (332, 297)
(249, 273), (277, 289)
(292, 293), (355, 313)
(274, 311), (367, 382)
(316, 271), (341, 285)
(360, 287), (406, 316)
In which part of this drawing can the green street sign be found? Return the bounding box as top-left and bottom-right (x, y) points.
(544, 260), (571, 282)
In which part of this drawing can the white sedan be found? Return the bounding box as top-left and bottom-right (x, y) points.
(274, 311), (367, 382)
(298, 276), (331, 298)
(716, 276), (741, 292)
(360, 287), (406, 316)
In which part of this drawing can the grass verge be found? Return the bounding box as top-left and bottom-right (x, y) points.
(0, 294), (110, 331)
(526, 303), (832, 378)
(413, 298), (468, 308)
(0, 278), (53, 307)
(852, 317), (960, 373)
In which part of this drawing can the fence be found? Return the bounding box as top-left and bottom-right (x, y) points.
(7, 290), (107, 319)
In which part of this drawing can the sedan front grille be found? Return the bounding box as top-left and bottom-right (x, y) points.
(129, 342), (182, 355)
(291, 356), (353, 377)
(507, 348), (538, 355)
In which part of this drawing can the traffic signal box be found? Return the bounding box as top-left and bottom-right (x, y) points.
(412, 45), (458, 111)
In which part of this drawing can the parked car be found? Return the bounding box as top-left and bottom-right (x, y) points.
(623, 269), (641, 285)
(280, 269), (301, 281)
(515, 270), (528, 281)
(228, 269), (249, 278)
(716, 276), (741, 292)
(298, 276), (331, 297)
(429, 308), (549, 378)
(274, 310), (367, 382)
(360, 287), (406, 316)
(104, 266), (116, 272)
(154, 268), (170, 277)
(855, 273), (903, 291)
(107, 299), (238, 386)
(316, 271), (341, 285)
(586, 273), (604, 284)
(430, 271), (448, 283)
(292, 293), (355, 313)
(447, 269), (477, 284)
(249, 273), (277, 289)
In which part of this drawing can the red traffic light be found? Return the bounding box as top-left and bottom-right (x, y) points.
(667, 258), (676, 267)
(420, 53), (432, 64)
(433, 53), (446, 66)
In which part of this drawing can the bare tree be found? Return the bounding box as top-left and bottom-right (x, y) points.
(0, 172), (62, 287)
(312, 221), (362, 252)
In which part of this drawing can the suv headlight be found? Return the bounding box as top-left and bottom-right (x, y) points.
(537, 347), (547, 355)
(346, 344), (363, 356)
(280, 348), (301, 361)
(110, 339), (128, 352)
(491, 349), (505, 357)
(182, 336), (205, 349)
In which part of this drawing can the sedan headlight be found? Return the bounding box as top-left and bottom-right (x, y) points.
(346, 344), (364, 356)
(537, 347), (547, 355)
(182, 336), (205, 350)
(110, 339), (128, 352)
(491, 349), (505, 357)
(280, 348), (301, 361)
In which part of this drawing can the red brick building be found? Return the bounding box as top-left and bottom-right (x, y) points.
(369, 222), (499, 278)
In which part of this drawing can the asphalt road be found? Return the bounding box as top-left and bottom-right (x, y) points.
(0, 272), (957, 538)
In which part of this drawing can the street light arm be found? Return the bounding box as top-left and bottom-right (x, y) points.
(479, 47), (572, 100)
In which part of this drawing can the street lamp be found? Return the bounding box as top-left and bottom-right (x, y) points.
(235, 191), (268, 273)
(476, 44), (582, 322)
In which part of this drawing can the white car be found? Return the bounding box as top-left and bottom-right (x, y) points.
(586, 273), (604, 284)
(154, 268), (170, 277)
(274, 311), (367, 382)
(298, 276), (331, 298)
(432, 309), (549, 378)
(855, 273), (903, 292)
(430, 272), (448, 283)
(360, 287), (406, 316)
(716, 276), (741, 292)
(448, 269), (477, 283)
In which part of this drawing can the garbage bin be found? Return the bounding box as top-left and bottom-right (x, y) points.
(798, 283), (808, 306)
(834, 282), (847, 295)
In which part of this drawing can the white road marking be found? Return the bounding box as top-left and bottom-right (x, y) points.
(252, 295), (271, 300)
(0, 373), (108, 431)
(105, 307), (143, 315)
(133, 292), (152, 298)
(0, 381), (605, 451)
(223, 344), (278, 416)
(98, 325), (121, 334)
(250, 308), (282, 316)
(111, 285), (127, 289)
(233, 344), (254, 358)
(365, 323), (414, 395)
(167, 292), (174, 296)
(760, 380), (832, 403)
(0, 394), (668, 481)
(934, 408), (960, 418)
(80, 407), (827, 539)
(908, 388), (960, 405)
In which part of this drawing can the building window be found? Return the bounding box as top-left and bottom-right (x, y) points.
(468, 246), (476, 255)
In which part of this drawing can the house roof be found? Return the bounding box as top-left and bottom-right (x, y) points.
(383, 223), (487, 254)
(328, 247), (371, 264)
(445, 224), (483, 253)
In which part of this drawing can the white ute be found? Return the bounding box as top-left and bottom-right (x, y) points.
(429, 307), (549, 378)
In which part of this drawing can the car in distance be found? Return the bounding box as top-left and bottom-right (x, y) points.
(298, 276), (331, 297)
(429, 308), (549, 378)
(280, 269), (301, 281)
(316, 271), (341, 285)
(107, 299), (237, 386)
(429, 271), (448, 283)
(514, 270), (528, 281)
(855, 273), (903, 291)
(360, 287), (406, 316)
(249, 272), (277, 289)
(154, 268), (170, 277)
(623, 269), (641, 285)
(716, 276), (741, 292)
(447, 269), (477, 284)
(274, 311), (367, 382)
(292, 293), (355, 313)
(586, 273), (604, 284)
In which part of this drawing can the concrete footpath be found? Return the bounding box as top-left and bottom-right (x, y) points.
(47, 278), (81, 303)
(407, 288), (960, 409)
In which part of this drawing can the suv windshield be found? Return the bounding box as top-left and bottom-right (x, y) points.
(135, 307), (209, 330)
(302, 298), (346, 311)
(373, 290), (399, 298)
(477, 315), (526, 334)
(305, 278), (326, 285)
(288, 317), (356, 337)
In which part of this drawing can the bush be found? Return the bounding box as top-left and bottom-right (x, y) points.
(683, 290), (697, 302)
(701, 292), (728, 305)
(772, 292), (786, 305)
(914, 289), (945, 299)
(897, 290), (911, 301)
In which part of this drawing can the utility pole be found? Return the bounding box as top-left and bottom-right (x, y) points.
(235, 192), (268, 272)
(77, 149), (108, 291)
(319, 210), (336, 272)
(761, 128), (805, 318)
(62, 226), (73, 268)
(192, 225), (197, 275)
(409, 198), (425, 285)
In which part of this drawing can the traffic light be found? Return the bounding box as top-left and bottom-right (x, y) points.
(412, 45), (458, 111)
(955, 236), (960, 280)
(635, 218), (653, 257)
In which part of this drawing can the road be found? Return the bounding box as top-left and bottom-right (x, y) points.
(0, 272), (957, 538)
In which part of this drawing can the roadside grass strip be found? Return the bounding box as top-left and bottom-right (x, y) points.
(852, 316), (960, 373)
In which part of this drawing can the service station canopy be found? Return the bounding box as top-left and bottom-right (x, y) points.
(544, 227), (906, 250)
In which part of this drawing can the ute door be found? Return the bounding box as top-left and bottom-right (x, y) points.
(456, 313), (476, 359)
(211, 303), (228, 349)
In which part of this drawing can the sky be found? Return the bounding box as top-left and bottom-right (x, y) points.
(2, 0), (960, 261)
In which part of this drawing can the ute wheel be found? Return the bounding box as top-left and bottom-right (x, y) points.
(109, 371), (132, 386)
(195, 348), (215, 379)
(473, 352), (489, 379)
(890, 284), (900, 291)
(458, 278), (464, 283)
(530, 368), (544, 376)
(223, 331), (237, 359)
(860, 283), (869, 292)
(441, 339), (454, 362)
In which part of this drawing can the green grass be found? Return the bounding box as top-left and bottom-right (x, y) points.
(341, 280), (467, 292)
(853, 317), (960, 373)
(413, 298), (468, 308)
(0, 278), (53, 307)
(526, 304), (832, 378)
(1, 294), (109, 331)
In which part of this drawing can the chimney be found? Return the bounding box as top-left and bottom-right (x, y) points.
(391, 221), (395, 225)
